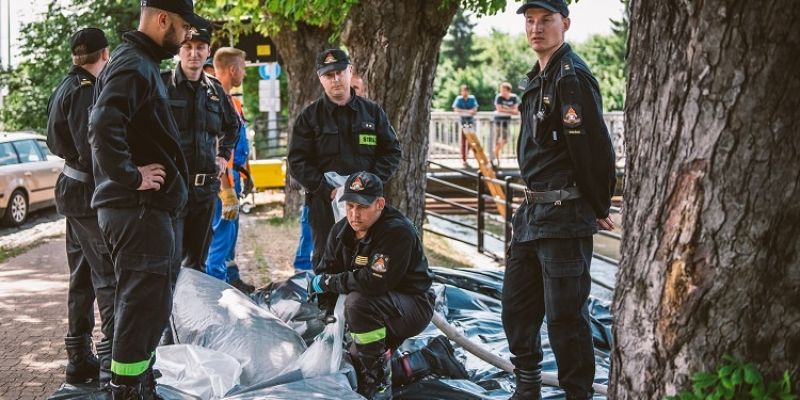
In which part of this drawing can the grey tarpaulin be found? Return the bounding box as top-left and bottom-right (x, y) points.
(49, 262), (613, 399)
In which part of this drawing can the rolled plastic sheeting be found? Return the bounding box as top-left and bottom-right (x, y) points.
(171, 269), (306, 386)
(222, 373), (364, 400)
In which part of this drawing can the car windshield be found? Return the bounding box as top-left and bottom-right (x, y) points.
(12, 140), (44, 163)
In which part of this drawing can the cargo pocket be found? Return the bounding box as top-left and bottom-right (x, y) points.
(542, 257), (585, 322)
(205, 101), (222, 133)
(117, 253), (171, 276)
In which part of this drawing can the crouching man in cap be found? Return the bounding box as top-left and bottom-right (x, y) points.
(307, 172), (435, 399)
(88, 0), (208, 397)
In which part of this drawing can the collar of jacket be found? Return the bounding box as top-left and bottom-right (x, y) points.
(526, 42), (572, 81)
(335, 204), (401, 244)
(68, 65), (96, 83)
(173, 62), (214, 90)
(123, 31), (176, 62)
(322, 88), (359, 112)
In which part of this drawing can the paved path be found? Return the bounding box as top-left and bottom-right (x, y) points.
(0, 237), (78, 400)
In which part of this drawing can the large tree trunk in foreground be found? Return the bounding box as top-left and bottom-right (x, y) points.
(342, 0), (458, 228)
(273, 22), (336, 218)
(611, 1), (800, 397)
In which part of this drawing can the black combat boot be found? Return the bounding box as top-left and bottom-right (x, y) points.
(392, 335), (469, 386)
(141, 367), (163, 400)
(64, 335), (100, 384)
(356, 349), (393, 400)
(565, 391), (593, 400)
(95, 339), (113, 389)
(508, 368), (542, 400)
(110, 381), (143, 400)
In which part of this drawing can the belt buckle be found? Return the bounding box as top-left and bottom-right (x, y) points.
(194, 174), (206, 186)
(524, 190), (534, 204)
(554, 189), (562, 206)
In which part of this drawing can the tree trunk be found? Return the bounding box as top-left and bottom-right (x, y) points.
(612, 1), (800, 397)
(273, 22), (337, 218)
(342, 0), (458, 228)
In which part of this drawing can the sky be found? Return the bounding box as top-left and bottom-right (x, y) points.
(474, 0), (624, 43)
(0, 0), (624, 67)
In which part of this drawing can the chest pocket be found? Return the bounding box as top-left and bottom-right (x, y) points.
(315, 127), (340, 156)
(356, 120), (378, 156)
(204, 99), (223, 137)
(168, 99), (189, 135)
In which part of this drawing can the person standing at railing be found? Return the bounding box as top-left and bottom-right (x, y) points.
(502, 1), (616, 399)
(492, 82), (520, 168)
(452, 84), (479, 168)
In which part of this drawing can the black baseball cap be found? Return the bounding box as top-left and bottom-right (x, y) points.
(140, 0), (210, 29)
(340, 172), (384, 205)
(189, 26), (212, 44)
(516, 0), (570, 17)
(316, 48), (350, 76)
(70, 28), (109, 55)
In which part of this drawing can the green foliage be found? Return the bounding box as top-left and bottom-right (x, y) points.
(441, 9), (477, 70)
(433, 29), (531, 112)
(665, 355), (798, 400)
(572, 32), (626, 111)
(0, 0), (140, 132)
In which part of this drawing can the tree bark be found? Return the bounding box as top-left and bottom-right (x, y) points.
(273, 22), (337, 218)
(342, 0), (458, 228)
(612, 1), (800, 397)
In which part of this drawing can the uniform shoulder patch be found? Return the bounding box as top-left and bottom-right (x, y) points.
(371, 254), (389, 273)
(563, 105), (582, 128)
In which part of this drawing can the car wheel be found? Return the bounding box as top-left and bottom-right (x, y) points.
(3, 189), (28, 226)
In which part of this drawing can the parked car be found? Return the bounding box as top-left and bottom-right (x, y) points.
(0, 132), (63, 226)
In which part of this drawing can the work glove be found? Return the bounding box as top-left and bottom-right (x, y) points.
(307, 274), (329, 301)
(219, 187), (239, 220)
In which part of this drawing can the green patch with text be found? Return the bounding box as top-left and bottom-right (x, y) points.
(359, 134), (377, 146)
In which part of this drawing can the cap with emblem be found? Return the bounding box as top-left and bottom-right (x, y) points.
(140, 0), (210, 29)
(339, 172), (383, 205)
(516, 0), (569, 17)
(315, 48), (350, 76)
(70, 28), (109, 55)
(190, 26), (212, 44)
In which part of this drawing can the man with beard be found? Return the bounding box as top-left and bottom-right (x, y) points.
(88, 1), (207, 398)
(163, 27), (239, 278)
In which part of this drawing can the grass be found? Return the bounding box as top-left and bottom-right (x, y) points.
(0, 243), (39, 264)
(423, 233), (473, 268)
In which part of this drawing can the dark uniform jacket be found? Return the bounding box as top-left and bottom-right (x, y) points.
(317, 205), (433, 296)
(513, 43), (616, 241)
(287, 90), (402, 196)
(89, 31), (188, 213)
(162, 64), (239, 205)
(46, 65), (98, 217)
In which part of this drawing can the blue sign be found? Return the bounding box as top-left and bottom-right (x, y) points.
(258, 63), (281, 80)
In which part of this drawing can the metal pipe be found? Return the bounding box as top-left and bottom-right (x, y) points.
(425, 193), (478, 213)
(425, 211), (478, 232)
(427, 175), (479, 196)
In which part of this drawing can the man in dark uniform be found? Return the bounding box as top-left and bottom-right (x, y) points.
(307, 171), (435, 400)
(88, 1), (207, 398)
(46, 27), (116, 387)
(502, 1), (616, 399)
(288, 49), (402, 270)
(163, 26), (239, 275)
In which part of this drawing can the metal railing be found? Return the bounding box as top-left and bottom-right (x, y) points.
(251, 116), (289, 159)
(424, 160), (622, 290)
(428, 111), (626, 167)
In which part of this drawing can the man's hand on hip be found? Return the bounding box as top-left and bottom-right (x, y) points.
(137, 163), (166, 191)
(597, 216), (615, 231)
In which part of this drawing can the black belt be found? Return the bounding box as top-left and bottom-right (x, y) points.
(63, 165), (92, 184)
(524, 186), (582, 206)
(191, 173), (218, 186)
